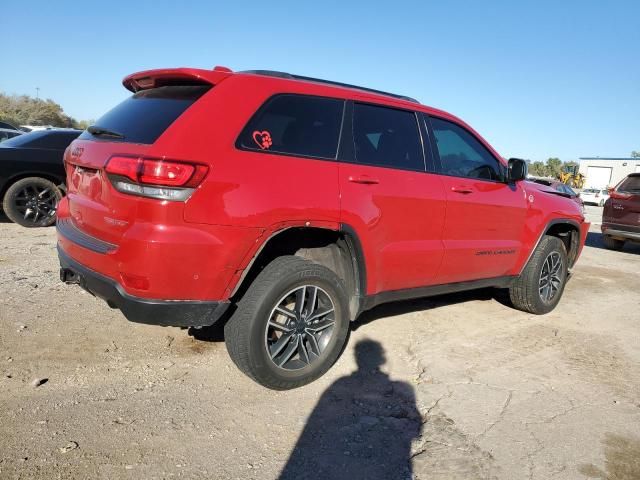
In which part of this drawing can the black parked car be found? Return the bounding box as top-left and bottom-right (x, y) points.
(0, 129), (81, 227)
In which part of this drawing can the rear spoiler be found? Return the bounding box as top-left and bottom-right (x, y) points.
(122, 66), (234, 92)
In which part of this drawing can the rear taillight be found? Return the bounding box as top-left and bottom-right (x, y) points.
(610, 191), (632, 200)
(105, 156), (208, 201)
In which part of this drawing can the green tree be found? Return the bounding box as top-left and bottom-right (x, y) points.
(0, 92), (90, 129)
(528, 161), (548, 177)
(545, 157), (563, 178)
(632, 151), (640, 158)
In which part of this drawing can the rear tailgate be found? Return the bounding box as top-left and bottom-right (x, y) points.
(64, 78), (220, 245)
(605, 175), (640, 229)
(65, 140), (151, 244)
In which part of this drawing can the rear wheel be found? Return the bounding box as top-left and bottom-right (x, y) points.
(224, 256), (350, 390)
(2, 177), (62, 227)
(509, 236), (568, 314)
(602, 235), (625, 251)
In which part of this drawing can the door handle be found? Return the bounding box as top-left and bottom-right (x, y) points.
(348, 175), (379, 185)
(451, 186), (473, 194)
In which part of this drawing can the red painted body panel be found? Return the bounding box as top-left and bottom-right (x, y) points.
(338, 164), (447, 294)
(437, 177), (528, 284)
(57, 67), (589, 307)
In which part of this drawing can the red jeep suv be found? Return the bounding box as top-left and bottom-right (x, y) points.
(57, 66), (589, 389)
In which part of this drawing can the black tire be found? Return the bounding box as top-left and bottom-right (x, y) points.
(509, 236), (569, 314)
(602, 235), (625, 251)
(2, 177), (62, 227)
(224, 256), (350, 390)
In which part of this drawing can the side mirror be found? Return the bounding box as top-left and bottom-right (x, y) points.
(507, 158), (528, 182)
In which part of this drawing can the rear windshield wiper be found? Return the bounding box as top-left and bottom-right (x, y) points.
(87, 125), (125, 139)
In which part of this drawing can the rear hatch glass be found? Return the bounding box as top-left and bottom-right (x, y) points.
(79, 85), (210, 145)
(617, 176), (640, 194)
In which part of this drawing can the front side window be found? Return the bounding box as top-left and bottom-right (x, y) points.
(238, 95), (344, 159)
(430, 117), (503, 181)
(352, 103), (424, 171)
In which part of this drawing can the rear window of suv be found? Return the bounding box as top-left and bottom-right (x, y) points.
(237, 95), (344, 159)
(617, 175), (640, 193)
(79, 85), (210, 145)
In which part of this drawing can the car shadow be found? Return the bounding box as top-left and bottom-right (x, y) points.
(189, 288), (506, 342)
(354, 287), (507, 330)
(0, 212), (12, 223)
(278, 339), (422, 480)
(586, 231), (640, 254)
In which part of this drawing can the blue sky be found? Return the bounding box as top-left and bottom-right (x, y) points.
(2, 0), (638, 161)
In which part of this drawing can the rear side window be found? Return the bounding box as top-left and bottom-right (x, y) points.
(430, 116), (504, 181)
(617, 176), (640, 193)
(79, 85), (210, 145)
(352, 103), (424, 171)
(238, 95), (344, 159)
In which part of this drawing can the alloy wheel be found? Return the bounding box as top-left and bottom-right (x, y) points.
(538, 251), (563, 303)
(13, 184), (58, 225)
(264, 285), (336, 371)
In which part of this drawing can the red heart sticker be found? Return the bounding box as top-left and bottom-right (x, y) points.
(252, 130), (273, 150)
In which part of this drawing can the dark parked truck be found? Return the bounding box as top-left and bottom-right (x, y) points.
(602, 173), (640, 250)
(57, 67), (589, 389)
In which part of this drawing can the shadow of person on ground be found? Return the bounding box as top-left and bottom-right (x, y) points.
(278, 340), (421, 480)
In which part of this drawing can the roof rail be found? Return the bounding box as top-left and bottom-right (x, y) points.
(240, 70), (419, 104)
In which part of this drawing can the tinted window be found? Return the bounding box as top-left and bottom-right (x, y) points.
(0, 130), (21, 143)
(238, 95), (343, 159)
(352, 103), (423, 171)
(617, 176), (640, 193)
(430, 117), (503, 181)
(79, 85), (210, 145)
(0, 121), (19, 130)
(0, 130), (79, 149)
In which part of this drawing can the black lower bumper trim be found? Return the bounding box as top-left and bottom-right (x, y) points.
(57, 246), (230, 327)
(602, 223), (640, 241)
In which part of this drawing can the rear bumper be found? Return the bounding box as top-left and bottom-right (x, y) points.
(601, 223), (640, 242)
(58, 246), (230, 327)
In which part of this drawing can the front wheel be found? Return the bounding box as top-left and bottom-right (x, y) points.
(509, 236), (569, 314)
(2, 177), (62, 227)
(224, 256), (350, 390)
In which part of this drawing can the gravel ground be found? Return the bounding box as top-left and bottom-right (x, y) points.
(1, 206), (639, 480)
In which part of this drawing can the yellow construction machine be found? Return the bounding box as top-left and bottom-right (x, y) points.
(558, 164), (586, 189)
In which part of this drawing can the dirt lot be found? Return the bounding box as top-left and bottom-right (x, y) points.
(1, 206), (639, 480)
